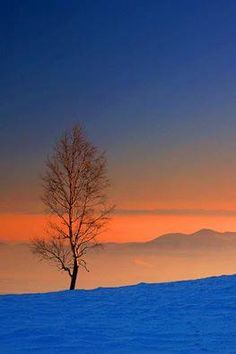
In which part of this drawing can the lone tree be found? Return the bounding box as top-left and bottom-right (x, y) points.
(32, 125), (113, 290)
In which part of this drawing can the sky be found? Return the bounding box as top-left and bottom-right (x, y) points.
(1, 0), (236, 242)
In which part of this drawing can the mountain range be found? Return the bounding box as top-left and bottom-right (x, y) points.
(1, 229), (236, 293)
(102, 228), (236, 253)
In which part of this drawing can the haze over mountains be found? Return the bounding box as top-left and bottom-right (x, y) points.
(1, 229), (236, 294)
(107, 228), (236, 252)
(152, 228), (236, 249)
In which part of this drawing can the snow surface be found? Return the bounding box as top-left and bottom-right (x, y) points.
(0, 275), (236, 353)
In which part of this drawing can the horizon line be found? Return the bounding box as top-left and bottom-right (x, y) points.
(114, 208), (236, 217)
(1, 208), (236, 217)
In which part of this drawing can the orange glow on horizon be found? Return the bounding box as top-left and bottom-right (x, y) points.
(1, 213), (236, 243)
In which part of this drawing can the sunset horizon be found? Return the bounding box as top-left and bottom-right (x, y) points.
(3, 210), (236, 243)
(2, 2), (236, 247)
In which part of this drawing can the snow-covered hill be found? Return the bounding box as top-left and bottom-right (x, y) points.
(0, 275), (236, 353)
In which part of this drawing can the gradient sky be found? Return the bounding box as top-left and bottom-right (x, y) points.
(1, 1), (236, 241)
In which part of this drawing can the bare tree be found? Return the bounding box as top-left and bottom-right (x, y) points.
(31, 125), (113, 290)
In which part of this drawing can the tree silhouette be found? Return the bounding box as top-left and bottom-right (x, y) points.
(32, 125), (113, 290)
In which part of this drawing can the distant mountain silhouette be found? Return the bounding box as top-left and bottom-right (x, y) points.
(148, 229), (236, 250)
(1, 229), (236, 293)
(103, 229), (236, 253)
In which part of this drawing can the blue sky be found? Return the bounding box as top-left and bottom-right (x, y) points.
(1, 0), (236, 213)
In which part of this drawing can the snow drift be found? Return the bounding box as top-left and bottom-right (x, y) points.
(0, 274), (236, 353)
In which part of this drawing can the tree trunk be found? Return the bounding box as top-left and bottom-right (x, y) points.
(69, 261), (78, 290)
